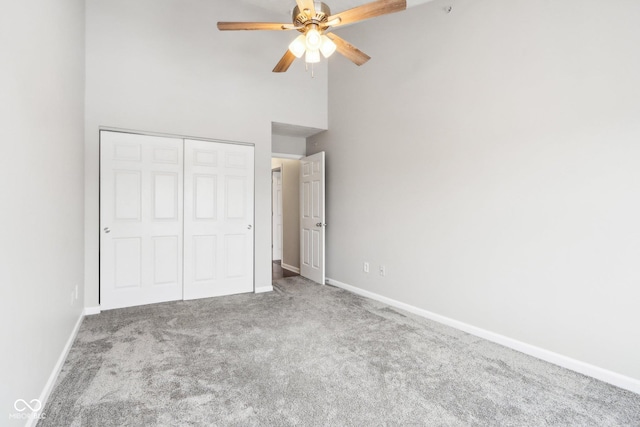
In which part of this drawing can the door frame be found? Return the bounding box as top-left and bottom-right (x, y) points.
(271, 153), (305, 279)
(272, 167), (283, 262)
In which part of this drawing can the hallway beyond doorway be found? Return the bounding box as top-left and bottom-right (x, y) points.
(272, 261), (298, 280)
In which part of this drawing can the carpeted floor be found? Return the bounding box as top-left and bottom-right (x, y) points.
(40, 276), (640, 426)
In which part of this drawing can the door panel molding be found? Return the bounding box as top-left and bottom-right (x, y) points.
(100, 131), (184, 310)
(300, 152), (325, 284)
(100, 131), (255, 309)
(183, 139), (255, 300)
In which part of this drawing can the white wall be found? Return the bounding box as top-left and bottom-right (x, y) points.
(272, 134), (307, 156)
(309, 0), (640, 383)
(0, 0), (85, 424)
(85, 0), (328, 306)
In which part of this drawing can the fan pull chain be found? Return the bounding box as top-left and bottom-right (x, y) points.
(304, 62), (316, 78)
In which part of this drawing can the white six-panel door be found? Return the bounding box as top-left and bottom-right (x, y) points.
(183, 139), (254, 300)
(100, 132), (254, 310)
(300, 152), (325, 284)
(100, 131), (184, 310)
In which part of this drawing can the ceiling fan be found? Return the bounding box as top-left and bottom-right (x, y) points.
(217, 0), (407, 73)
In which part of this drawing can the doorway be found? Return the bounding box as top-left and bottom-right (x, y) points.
(272, 168), (282, 263)
(271, 158), (301, 280)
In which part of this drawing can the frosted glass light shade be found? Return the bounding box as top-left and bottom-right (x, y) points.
(320, 35), (337, 58)
(288, 35), (306, 58)
(305, 29), (322, 51)
(305, 49), (320, 64)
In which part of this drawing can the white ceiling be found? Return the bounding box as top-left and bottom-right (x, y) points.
(238, 0), (433, 20)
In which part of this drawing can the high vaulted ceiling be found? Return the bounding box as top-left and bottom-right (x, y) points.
(235, 0), (436, 139)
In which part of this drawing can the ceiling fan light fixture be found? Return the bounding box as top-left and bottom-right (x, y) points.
(288, 34), (306, 58)
(320, 35), (336, 58)
(305, 28), (322, 51)
(305, 49), (321, 64)
(217, 0), (409, 73)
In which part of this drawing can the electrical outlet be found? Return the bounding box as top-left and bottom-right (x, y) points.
(379, 265), (386, 277)
(363, 262), (369, 273)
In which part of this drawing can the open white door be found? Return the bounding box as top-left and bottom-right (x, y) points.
(183, 139), (254, 300)
(300, 152), (325, 284)
(100, 131), (184, 310)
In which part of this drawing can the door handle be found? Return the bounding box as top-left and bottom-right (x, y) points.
(104, 227), (110, 234)
(247, 225), (252, 230)
(316, 223), (326, 227)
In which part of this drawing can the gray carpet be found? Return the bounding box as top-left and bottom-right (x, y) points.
(40, 276), (640, 426)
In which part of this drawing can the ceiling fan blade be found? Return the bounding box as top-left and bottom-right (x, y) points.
(328, 0), (406, 27)
(325, 33), (371, 66)
(217, 22), (294, 31)
(273, 50), (297, 73)
(296, 0), (316, 16)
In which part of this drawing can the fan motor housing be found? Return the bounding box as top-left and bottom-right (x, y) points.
(293, 2), (331, 28)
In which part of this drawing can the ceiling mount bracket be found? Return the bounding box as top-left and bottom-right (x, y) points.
(292, 2), (331, 28)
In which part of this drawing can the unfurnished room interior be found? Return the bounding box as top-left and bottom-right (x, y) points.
(2, 0), (640, 426)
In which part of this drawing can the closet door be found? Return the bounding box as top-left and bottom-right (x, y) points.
(100, 131), (183, 310)
(183, 140), (254, 300)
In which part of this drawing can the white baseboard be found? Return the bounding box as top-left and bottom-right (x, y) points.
(254, 285), (273, 294)
(28, 309), (85, 427)
(326, 277), (640, 395)
(84, 306), (101, 316)
(281, 263), (300, 274)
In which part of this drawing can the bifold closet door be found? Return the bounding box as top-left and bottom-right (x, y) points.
(183, 139), (254, 299)
(100, 131), (184, 310)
